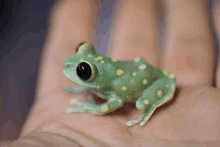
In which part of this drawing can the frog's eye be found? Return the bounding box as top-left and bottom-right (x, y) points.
(76, 42), (85, 52)
(76, 42), (95, 54)
(76, 62), (94, 81)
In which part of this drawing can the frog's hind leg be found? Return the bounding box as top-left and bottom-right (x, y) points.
(126, 75), (176, 126)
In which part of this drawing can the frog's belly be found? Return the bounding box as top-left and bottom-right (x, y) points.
(90, 89), (105, 99)
(89, 89), (136, 103)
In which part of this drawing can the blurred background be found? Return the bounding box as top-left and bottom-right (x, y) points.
(0, 0), (216, 142)
(0, 0), (116, 141)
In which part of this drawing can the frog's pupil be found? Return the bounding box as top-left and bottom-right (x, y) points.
(76, 62), (92, 81)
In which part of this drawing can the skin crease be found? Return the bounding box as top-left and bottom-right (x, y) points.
(7, 0), (220, 146)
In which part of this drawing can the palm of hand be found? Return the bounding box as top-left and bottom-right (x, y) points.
(74, 86), (220, 144)
(21, 76), (220, 146)
(20, 0), (220, 146)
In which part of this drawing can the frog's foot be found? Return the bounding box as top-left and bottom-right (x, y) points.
(67, 99), (90, 113)
(63, 86), (89, 93)
(67, 107), (86, 113)
(127, 76), (176, 127)
(126, 114), (145, 126)
(68, 98), (125, 115)
(126, 107), (156, 126)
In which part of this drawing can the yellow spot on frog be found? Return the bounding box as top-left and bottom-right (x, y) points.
(94, 56), (103, 61)
(143, 79), (148, 85)
(144, 100), (149, 105)
(169, 74), (175, 79)
(111, 58), (117, 63)
(157, 90), (163, 98)
(80, 59), (84, 62)
(122, 86), (127, 91)
(100, 60), (105, 63)
(139, 64), (147, 69)
(134, 57), (140, 62)
(162, 70), (169, 76)
(132, 72), (137, 76)
(87, 54), (92, 57)
(101, 105), (109, 112)
(116, 69), (124, 76)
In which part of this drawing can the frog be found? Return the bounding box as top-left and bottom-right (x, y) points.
(63, 42), (176, 126)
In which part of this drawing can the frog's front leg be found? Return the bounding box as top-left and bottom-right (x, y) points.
(62, 86), (90, 93)
(126, 76), (176, 126)
(67, 95), (125, 115)
(63, 86), (96, 103)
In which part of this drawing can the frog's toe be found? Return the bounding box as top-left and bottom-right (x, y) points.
(139, 112), (153, 126)
(126, 121), (133, 126)
(70, 99), (89, 106)
(126, 115), (145, 126)
(67, 107), (86, 113)
(140, 121), (146, 126)
(126, 120), (140, 126)
(70, 99), (81, 104)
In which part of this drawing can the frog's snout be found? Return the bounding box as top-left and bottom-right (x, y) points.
(136, 100), (146, 110)
(63, 62), (74, 69)
(63, 63), (70, 69)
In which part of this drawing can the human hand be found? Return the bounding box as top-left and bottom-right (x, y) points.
(10, 0), (220, 146)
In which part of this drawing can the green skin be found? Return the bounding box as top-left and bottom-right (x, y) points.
(63, 43), (176, 126)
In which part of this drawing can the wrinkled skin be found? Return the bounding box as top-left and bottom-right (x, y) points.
(11, 0), (220, 146)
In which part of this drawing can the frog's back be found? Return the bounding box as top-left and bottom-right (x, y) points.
(110, 57), (164, 100)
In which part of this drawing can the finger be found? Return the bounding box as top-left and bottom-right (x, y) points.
(21, 0), (100, 136)
(163, 0), (215, 86)
(213, 0), (220, 88)
(110, 0), (159, 67)
(37, 0), (99, 96)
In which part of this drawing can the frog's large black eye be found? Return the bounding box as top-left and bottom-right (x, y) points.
(76, 62), (93, 81)
(76, 42), (85, 52)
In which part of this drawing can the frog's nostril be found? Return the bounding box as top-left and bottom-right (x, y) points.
(64, 63), (71, 69)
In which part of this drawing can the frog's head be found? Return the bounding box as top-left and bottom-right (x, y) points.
(63, 42), (111, 89)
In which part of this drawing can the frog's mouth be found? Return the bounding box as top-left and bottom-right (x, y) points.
(63, 71), (100, 89)
(63, 61), (102, 89)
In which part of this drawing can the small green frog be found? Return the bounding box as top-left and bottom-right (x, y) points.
(63, 42), (176, 126)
